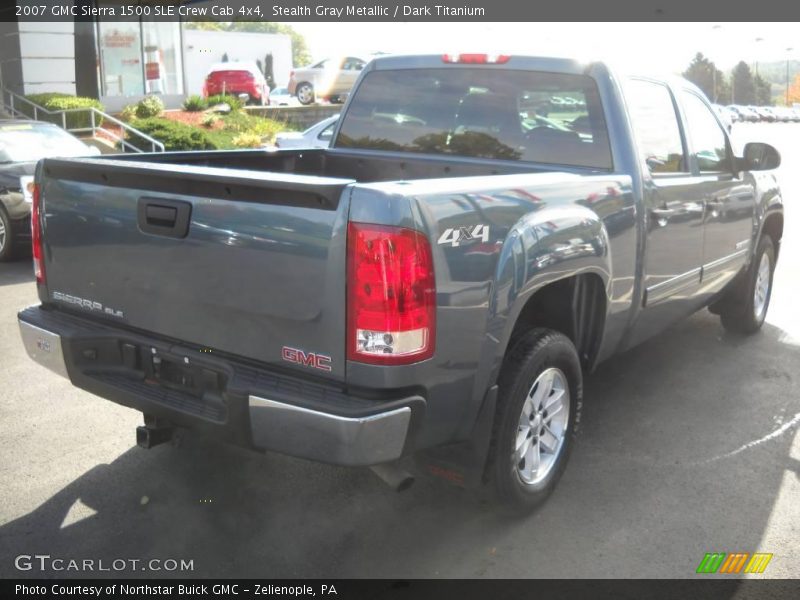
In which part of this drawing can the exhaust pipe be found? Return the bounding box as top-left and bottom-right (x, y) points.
(136, 424), (174, 449)
(370, 463), (415, 492)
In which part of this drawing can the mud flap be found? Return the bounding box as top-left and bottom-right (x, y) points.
(414, 385), (498, 489)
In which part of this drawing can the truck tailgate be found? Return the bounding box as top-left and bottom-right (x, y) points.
(38, 158), (354, 381)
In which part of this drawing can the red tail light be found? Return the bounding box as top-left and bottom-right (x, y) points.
(347, 222), (436, 365)
(31, 182), (45, 284)
(442, 53), (511, 64)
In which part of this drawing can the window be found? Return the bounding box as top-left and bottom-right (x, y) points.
(343, 58), (365, 71)
(337, 68), (612, 169)
(624, 79), (686, 174)
(681, 92), (730, 172)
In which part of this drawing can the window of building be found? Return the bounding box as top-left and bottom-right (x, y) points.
(96, 16), (183, 98)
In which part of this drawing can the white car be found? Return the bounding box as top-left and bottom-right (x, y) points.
(268, 87), (299, 107)
(274, 115), (339, 149)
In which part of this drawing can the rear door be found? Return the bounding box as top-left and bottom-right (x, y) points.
(624, 78), (705, 331)
(678, 90), (754, 298)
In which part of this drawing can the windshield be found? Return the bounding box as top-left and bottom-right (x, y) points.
(0, 123), (91, 163)
(336, 68), (612, 169)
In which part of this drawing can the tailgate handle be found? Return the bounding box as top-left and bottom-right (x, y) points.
(137, 198), (192, 239)
(145, 205), (177, 227)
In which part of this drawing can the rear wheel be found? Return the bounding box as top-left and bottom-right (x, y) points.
(0, 206), (15, 262)
(295, 82), (314, 105)
(719, 235), (775, 334)
(488, 328), (581, 509)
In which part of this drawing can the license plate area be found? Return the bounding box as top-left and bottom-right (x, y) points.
(148, 354), (227, 400)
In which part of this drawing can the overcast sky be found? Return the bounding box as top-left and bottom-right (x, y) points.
(289, 22), (799, 73)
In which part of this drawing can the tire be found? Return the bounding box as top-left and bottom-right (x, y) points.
(0, 205), (15, 262)
(488, 328), (582, 510)
(295, 82), (315, 106)
(719, 235), (775, 334)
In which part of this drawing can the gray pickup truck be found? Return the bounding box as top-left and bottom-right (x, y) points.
(18, 55), (783, 508)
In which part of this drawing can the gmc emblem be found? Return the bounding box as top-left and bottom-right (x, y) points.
(281, 346), (332, 372)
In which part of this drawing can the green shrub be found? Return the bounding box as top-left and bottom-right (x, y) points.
(221, 112), (285, 143)
(231, 132), (264, 148)
(206, 93), (244, 112)
(119, 104), (138, 123)
(200, 114), (219, 128)
(126, 117), (216, 152)
(182, 95), (208, 112)
(23, 93), (104, 129)
(134, 95), (164, 118)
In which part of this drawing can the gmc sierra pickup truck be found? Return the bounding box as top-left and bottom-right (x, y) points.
(18, 55), (784, 508)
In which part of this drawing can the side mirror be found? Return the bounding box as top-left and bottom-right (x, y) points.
(739, 142), (781, 171)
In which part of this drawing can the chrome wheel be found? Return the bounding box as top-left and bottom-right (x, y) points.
(514, 367), (570, 486)
(296, 84), (314, 105)
(753, 252), (771, 321)
(0, 218), (6, 253)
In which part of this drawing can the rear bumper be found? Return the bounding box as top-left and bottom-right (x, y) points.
(18, 306), (421, 466)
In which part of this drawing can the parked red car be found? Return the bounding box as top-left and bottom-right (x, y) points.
(202, 62), (269, 106)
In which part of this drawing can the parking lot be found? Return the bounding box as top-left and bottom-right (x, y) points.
(0, 122), (798, 579)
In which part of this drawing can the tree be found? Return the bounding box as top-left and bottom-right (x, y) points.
(185, 21), (312, 67)
(683, 53), (730, 103)
(787, 74), (800, 105)
(754, 74), (773, 106)
(731, 61), (756, 105)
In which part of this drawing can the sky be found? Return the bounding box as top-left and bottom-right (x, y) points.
(288, 22), (800, 74)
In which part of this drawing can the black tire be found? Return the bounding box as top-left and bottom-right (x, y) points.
(0, 205), (15, 262)
(295, 82), (315, 106)
(719, 235), (775, 334)
(488, 328), (582, 510)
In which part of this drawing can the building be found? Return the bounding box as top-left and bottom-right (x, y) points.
(0, 15), (292, 112)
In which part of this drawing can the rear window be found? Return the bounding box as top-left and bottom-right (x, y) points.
(336, 68), (612, 169)
(0, 123), (90, 163)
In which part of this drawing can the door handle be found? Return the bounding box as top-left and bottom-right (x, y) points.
(137, 198), (192, 239)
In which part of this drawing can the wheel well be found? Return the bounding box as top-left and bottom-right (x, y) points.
(506, 273), (606, 368)
(762, 213), (783, 258)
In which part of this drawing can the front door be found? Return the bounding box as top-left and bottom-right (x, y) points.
(678, 90), (755, 299)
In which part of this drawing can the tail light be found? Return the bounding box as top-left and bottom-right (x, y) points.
(31, 182), (45, 284)
(442, 53), (511, 64)
(347, 222), (436, 365)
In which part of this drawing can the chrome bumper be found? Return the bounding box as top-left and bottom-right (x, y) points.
(18, 320), (69, 379)
(249, 395), (411, 466)
(18, 315), (413, 467)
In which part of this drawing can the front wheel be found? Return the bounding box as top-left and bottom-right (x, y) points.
(295, 82), (314, 105)
(489, 328), (582, 510)
(0, 206), (15, 262)
(719, 235), (775, 334)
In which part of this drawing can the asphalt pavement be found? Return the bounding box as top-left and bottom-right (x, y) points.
(0, 123), (798, 579)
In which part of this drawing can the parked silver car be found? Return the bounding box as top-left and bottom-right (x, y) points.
(274, 115), (339, 149)
(287, 57), (367, 105)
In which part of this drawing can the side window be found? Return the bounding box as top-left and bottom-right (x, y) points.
(624, 79), (686, 174)
(681, 92), (730, 172)
(344, 58), (365, 71)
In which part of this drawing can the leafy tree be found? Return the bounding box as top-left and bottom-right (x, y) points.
(683, 53), (730, 103)
(731, 61), (756, 105)
(186, 21), (311, 67)
(787, 74), (800, 105)
(754, 74), (773, 106)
